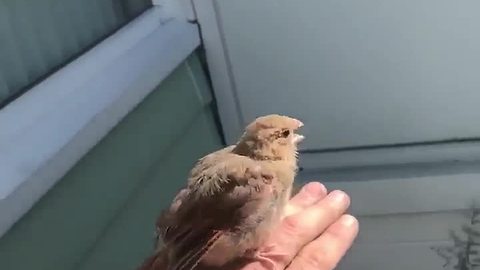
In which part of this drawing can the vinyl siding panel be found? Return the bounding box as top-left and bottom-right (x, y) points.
(0, 0), (152, 107)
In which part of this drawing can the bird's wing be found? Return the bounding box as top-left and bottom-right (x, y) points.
(157, 154), (280, 270)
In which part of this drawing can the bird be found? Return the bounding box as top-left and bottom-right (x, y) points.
(138, 114), (305, 270)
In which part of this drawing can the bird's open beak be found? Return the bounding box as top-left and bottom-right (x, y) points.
(292, 134), (305, 144)
(292, 119), (305, 144)
(294, 119), (304, 129)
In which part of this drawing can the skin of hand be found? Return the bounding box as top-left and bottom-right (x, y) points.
(234, 181), (359, 270)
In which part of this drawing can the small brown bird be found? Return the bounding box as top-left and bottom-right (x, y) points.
(138, 114), (305, 270)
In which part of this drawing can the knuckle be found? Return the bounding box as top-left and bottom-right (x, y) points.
(280, 216), (314, 244)
(297, 250), (337, 270)
(281, 215), (302, 236)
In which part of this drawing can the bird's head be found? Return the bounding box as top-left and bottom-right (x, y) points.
(234, 114), (305, 162)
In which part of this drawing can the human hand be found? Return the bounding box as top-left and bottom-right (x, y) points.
(240, 181), (358, 270)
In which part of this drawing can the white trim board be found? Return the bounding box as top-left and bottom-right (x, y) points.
(312, 173), (480, 216)
(194, 0), (244, 144)
(299, 141), (480, 171)
(0, 6), (200, 238)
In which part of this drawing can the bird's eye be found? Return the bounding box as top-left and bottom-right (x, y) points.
(281, 130), (290, 138)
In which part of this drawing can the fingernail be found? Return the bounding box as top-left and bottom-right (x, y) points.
(340, 215), (358, 227)
(329, 190), (347, 204)
(302, 182), (326, 198)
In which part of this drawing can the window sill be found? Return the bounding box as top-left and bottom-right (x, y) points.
(0, 6), (199, 237)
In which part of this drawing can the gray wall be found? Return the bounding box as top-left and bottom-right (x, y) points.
(212, 0), (480, 152)
(195, 1), (480, 269)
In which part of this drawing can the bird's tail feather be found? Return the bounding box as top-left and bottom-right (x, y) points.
(172, 230), (223, 270)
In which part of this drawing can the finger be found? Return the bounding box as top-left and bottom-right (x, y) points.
(287, 214), (359, 270)
(284, 182), (327, 216)
(266, 190), (351, 268)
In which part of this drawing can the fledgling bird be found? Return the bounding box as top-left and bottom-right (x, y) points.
(138, 114), (305, 270)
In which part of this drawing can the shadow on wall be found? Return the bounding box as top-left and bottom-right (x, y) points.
(431, 206), (480, 270)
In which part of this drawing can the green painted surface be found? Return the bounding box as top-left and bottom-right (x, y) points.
(77, 110), (221, 270)
(0, 53), (223, 270)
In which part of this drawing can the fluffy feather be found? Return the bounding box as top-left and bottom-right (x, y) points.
(138, 114), (304, 270)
